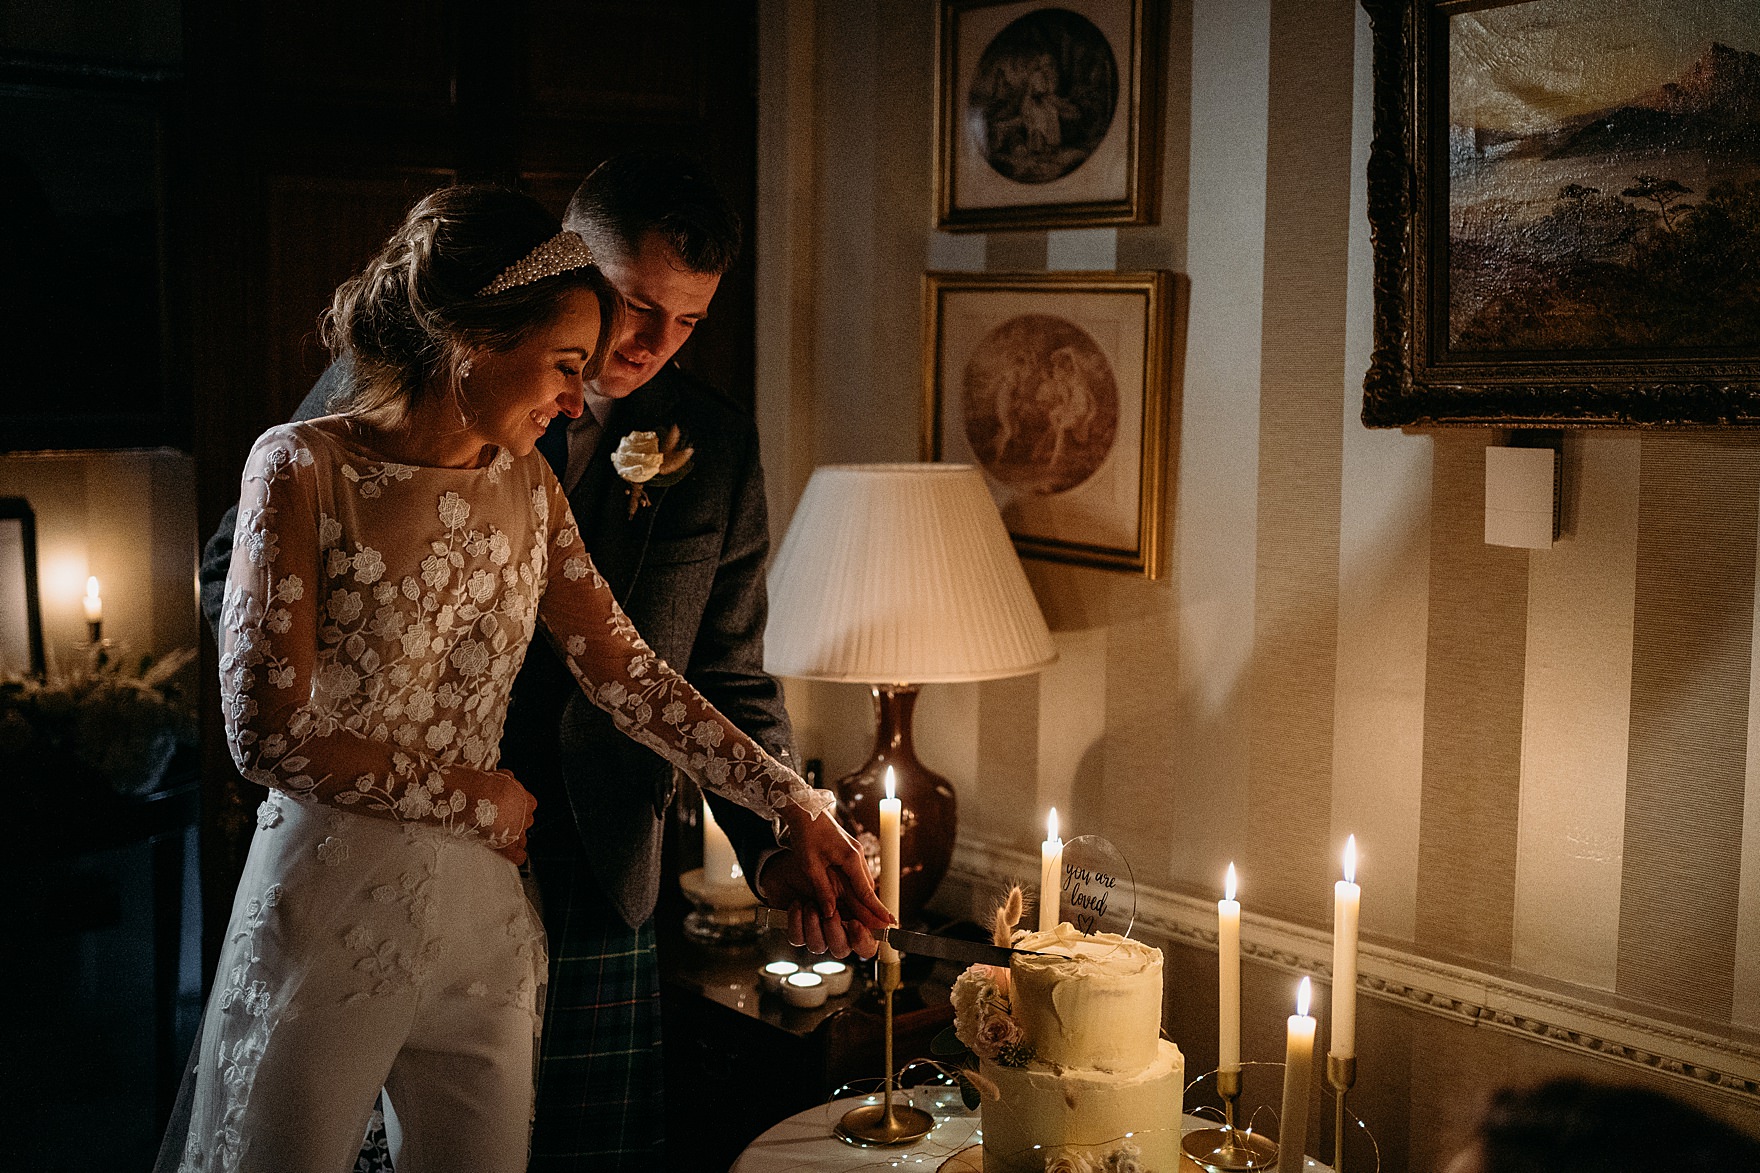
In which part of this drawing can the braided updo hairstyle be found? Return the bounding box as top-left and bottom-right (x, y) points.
(322, 185), (622, 428)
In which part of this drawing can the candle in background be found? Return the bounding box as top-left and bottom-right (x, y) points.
(878, 766), (901, 965)
(1279, 976), (1317, 1165)
(701, 800), (741, 887)
(1218, 862), (1241, 1072)
(83, 576), (103, 625)
(1330, 835), (1361, 1060)
(1039, 806), (1064, 932)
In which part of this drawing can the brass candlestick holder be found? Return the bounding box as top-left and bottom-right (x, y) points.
(834, 958), (933, 1147)
(1181, 1067), (1279, 1171)
(1328, 1055), (1356, 1173)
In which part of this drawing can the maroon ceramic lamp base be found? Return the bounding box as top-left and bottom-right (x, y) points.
(834, 685), (956, 926)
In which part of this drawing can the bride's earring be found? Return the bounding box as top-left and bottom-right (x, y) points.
(459, 356), (474, 380)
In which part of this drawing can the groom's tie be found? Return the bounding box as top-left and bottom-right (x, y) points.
(536, 414), (569, 479)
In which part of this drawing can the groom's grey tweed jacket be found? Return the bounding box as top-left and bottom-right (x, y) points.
(199, 357), (793, 928)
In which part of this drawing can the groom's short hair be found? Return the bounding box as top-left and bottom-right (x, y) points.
(563, 150), (742, 276)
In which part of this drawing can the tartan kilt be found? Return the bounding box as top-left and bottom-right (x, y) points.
(526, 849), (665, 1170)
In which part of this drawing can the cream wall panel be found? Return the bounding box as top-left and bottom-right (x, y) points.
(1619, 437), (1760, 1022)
(1037, 626), (1107, 827)
(1512, 434), (1639, 990)
(1741, 524), (1760, 1026)
(1416, 434), (1528, 965)
(1731, 503), (1760, 1021)
(1168, 0), (1270, 892)
(1245, 0), (1354, 925)
(1332, 3), (1428, 944)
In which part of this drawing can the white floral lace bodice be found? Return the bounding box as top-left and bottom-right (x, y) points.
(218, 418), (831, 846)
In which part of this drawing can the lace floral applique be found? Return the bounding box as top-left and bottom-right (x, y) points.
(340, 461), (415, 499)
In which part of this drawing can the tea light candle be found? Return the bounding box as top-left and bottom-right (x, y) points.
(782, 970), (827, 1008)
(760, 960), (800, 992)
(811, 960), (852, 996)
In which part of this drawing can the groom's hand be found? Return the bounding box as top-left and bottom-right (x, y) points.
(757, 850), (881, 960)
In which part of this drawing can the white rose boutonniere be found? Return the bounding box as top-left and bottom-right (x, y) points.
(612, 425), (695, 518)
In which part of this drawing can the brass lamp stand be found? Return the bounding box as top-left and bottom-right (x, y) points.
(833, 958), (933, 1146)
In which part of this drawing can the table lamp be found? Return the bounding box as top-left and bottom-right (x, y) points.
(765, 463), (1056, 923)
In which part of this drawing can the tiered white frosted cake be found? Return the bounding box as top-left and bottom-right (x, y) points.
(965, 923), (1184, 1172)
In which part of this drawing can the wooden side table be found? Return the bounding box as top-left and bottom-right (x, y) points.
(659, 917), (957, 1172)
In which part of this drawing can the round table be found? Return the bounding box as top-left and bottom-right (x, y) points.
(731, 1092), (1335, 1173)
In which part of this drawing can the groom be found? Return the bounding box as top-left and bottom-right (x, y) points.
(199, 152), (873, 1167)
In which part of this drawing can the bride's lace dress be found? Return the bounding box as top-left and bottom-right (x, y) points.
(167, 419), (830, 1172)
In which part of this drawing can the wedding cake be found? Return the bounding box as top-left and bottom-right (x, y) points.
(955, 922), (1184, 1172)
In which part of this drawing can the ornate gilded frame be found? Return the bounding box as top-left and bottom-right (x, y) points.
(935, 0), (1164, 231)
(922, 270), (1172, 577)
(1361, 0), (1760, 428)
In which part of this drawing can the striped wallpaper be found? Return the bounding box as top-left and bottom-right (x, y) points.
(756, 0), (1760, 1159)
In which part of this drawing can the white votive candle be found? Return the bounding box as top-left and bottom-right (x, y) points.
(1280, 977), (1317, 1166)
(1219, 862), (1241, 1072)
(1039, 806), (1064, 932)
(702, 801), (742, 888)
(760, 960), (799, 992)
(1331, 835), (1361, 1060)
(811, 960), (852, 996)
(782, 971), (827, 1007)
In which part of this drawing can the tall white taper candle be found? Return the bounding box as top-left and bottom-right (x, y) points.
(878, 767), (901, 965)
(1219, 862), (1241, 1071)
(1039, 807), (1063, 932)
(1280, 976), (1316, 1166)
(1330, 835), (1361, 1059)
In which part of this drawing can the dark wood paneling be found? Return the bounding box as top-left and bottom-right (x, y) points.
(265, 170), (456, 422)
(259, 0), (454, 107)
(526, 0), (701, 118)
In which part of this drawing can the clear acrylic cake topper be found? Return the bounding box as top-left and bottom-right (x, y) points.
(1057, 834), (1137, 942)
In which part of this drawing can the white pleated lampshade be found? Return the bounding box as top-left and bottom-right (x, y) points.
(765, 464), (1056, 684)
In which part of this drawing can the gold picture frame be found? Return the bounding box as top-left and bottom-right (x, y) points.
(935, 0), (1164, 231)
(922, 270), (1173, 577)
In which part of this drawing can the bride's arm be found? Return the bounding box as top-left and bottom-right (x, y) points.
(532, 475), (889, 928)
(219, 431), (536, 861)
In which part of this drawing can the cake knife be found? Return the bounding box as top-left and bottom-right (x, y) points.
(753, 908), (1045, 966)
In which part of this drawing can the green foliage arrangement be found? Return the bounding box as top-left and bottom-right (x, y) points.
(0, 648), (198, 798)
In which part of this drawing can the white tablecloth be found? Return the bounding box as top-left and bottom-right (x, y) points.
(731, 1093), (1335, 1173)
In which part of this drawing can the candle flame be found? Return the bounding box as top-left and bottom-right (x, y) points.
(884, 766), (895, 801)
(1047, 806), (1059, 842)
(1296, 975), (1312, 1017)
(85, 576), (100, 600)
(1225, 862), (1237, 902)
(1343, 834), (1358, 884)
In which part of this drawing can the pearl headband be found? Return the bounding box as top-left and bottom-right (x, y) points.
(476, 230), (597, 297)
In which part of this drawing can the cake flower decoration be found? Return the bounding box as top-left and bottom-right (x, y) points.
(936, 884), (1034, 1106)
(611, 425), (695, 518)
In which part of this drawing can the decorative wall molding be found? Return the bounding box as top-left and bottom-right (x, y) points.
(941, 836), (1760, 1106)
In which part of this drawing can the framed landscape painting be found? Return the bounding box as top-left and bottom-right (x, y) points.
(1362, 0), (1760, 427)
(936, 0), (1164, 231)
(923, 271), (1172, 577)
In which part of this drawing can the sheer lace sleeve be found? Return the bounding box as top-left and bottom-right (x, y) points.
(219, 430), (533, 852)
(533, 475), (834, 832)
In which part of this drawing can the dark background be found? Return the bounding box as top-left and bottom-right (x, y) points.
(0, 2), (758, 1166)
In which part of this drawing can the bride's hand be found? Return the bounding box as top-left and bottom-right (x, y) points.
(479, 770), (537, 865)
(779, 804), (894, 932)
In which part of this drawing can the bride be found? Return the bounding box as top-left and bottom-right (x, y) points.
(164, 185), (889, 1173)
